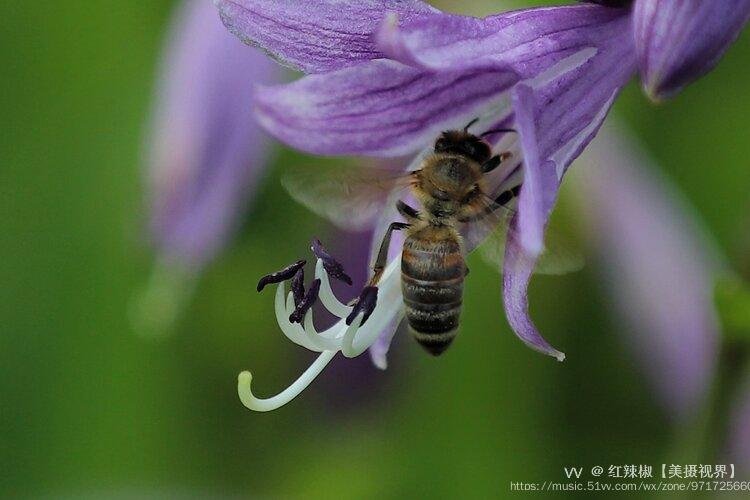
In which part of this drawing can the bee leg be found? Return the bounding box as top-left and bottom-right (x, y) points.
(370, 221), (409, 285)
(396, 200), (420, 221)
(481, 155), (502, 173)
(481, 152), (513, 174)
(494, 183), (522, 206)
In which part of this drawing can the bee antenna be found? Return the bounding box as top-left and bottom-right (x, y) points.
(463, 118), (480, 132)
(480, 128), (517, 138)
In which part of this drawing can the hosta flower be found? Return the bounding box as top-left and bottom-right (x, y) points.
(632, 0), (750, 100)
(215, 0), (745, 409)
(136, 0), (279, 333)
(577, 120), (720, 420)
(586, 0), (750, 99)
(149, 0), (281, 270)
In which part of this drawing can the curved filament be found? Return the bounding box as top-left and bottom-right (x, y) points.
(237, 350), (338, 412)
(316, 260), (353, 318)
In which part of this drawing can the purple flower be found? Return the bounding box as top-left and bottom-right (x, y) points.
(219, 0), (632, 362)
(216, 0), (742, 409)
(147, 0), (279, 271)
(135, 0), (282, 334)
(216, 0), (439, 73)
(633, 0), (750, 101)
(576, 120), (720, 420)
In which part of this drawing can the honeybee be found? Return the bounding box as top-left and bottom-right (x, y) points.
(283, 120), (581, 355)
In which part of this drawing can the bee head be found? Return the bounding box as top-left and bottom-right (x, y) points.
(434, 130), (492, 164)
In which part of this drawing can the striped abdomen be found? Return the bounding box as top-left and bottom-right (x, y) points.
(401, 233), (465, 356)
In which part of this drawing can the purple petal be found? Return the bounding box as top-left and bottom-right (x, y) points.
(577, 121), (719, 419)
(369, 318), (401, 370)
(502, 220), (566, 361)
(366, 187), (414, 368)
(500, 14), (635, 359)
(255, 5), (633, 158)
(378, 3), (629, 75)
(581, 1), (631, 5)
(512, 85), (558, 257)
(147, 0), (279, 270)
(255, 60), (519, 156)
(214, 0), (438, 74)
(529, 22), (635, 171)
(634, 0), (750, 101)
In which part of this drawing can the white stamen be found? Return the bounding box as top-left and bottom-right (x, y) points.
(345, 257), (402, 355)
(239, 255), (404, 411)
(317, 320), (348, 340)
(303, 308), (341, 351)
(237, 350), (338, 412)
(274, 285), (319, 351)
(341, 314), (364, 358)
(315, 260), (353, 318)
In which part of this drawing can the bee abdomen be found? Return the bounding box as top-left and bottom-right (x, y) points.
(401, 237), (465, 356)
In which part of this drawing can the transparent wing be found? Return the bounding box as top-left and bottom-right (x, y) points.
(468, 196), (584, 275)
(281, 164), (415, 231)
(460, 197), (516, 254)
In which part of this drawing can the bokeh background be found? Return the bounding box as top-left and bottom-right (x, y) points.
(1, 0), (749, 498)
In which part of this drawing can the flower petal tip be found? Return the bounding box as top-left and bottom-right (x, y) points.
(375, 12), (403, 58)
(520, 236), (545, 260)
(633, 0), (750, 102)
(641, 82), (668, 105)
(372, 357), (388, 370)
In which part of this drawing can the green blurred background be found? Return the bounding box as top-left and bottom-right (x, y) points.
(1, 1), (749, 498)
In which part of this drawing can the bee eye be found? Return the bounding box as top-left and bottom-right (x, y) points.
(435, 138), (448, 152)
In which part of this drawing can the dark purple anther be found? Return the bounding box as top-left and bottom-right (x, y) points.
(291, 268), (305, 307)
(311, 238), (353, 285)
(257, 259), (306, 292)
(289, 278), (321, 323)
(346, 286), (378, 326)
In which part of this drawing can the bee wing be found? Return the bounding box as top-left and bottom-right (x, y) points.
(460, 197), (516, 254)
(281, 164), (416, 231)
(468, 197), (584, 275)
